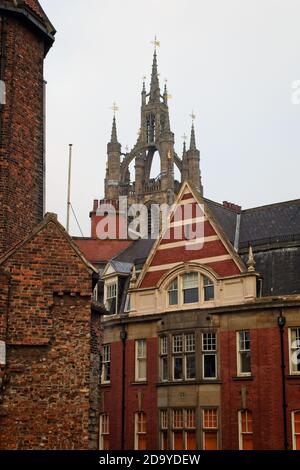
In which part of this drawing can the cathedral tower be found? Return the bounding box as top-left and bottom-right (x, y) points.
(0, 0), (55, 254)
(91, 40), (204, 236)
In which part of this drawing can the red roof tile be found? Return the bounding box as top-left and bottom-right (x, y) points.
(73, 238), (133, 264)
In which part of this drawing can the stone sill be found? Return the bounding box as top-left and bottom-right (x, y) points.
(232, 375), (254, 381)
(157, 380), (222, 387)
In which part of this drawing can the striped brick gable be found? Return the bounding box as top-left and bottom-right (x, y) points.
(139, 182), (245, 289)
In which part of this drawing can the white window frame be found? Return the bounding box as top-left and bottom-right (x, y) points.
(202, 408), (219, 450)
(101, 344), (111, 384)
(237, 331), (251, 377)
(238, 410), (253, 450)
(105, 282), (118, 315)
(289, 328), (300, 375)
(182, 272), (199, 305)
(99, 414), (109, 450)
(166, 272), (215, 309)
(292, 410), (300, 450)
(134, 411), (147, 450)
(160, 336), (168, 382)
(171, 409), (196, 451)
(202, 333), (217, 380)
(172, 334), (196, 381)
(135, 339), (147, 382)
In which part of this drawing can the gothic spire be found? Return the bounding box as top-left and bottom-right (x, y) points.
(149, 49), (161, 103)
(110, 115), (118, 143)
(189, 122), (197, 151)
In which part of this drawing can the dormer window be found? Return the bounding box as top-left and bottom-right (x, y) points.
(167, 272), (215, 308)
(106, 283), (117, 315)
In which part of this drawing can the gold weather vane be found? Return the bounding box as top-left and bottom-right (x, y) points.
(190, 111), (196, 122)
(110, 102), (119, 116)
(164, 79), (172, 100)
(151, 35), (161, 50)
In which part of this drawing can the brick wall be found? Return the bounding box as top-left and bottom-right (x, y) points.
(102, 337), (158, 450)
(0, 217), (100, 449)
(0, 12), (47, 254)
(220, 324), (300, 450)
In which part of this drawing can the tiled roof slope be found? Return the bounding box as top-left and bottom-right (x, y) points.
(239, 199), (300, 248)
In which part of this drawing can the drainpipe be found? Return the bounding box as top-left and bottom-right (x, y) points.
(277, 309), (288, 450)
(120, 326), (127, 450)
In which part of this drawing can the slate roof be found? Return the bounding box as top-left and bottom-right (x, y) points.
(239, 199), (300, 248)
(114, 239), (155, 264)
(110, 260), (133, 274)
(205, 199), (238, 244)
(205, 198), (300, 250)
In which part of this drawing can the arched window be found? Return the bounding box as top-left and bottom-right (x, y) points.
(167, 272), (215, 307)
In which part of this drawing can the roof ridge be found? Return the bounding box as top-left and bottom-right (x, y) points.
(242, 198), (300, 213)
(0, 213), (98, 273)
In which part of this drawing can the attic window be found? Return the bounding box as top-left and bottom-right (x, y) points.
(167, 273), (215, 308)
(106, 283), (117, 315)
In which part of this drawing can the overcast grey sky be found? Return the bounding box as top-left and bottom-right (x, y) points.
(41, 0), (300, 237)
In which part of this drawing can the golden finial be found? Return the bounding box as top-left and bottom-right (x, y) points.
(151, 35), (160, 50)
(190, 111), (196, 122)
(110, 102), (119, 116)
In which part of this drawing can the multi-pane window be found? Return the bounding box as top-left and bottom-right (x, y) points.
(237, 331), (251, 376)
(99, 414), (109, 450)
(160, 337), (168, 382)
(289, 328), (300, 375)
(292, 411), (300, 450)
(203, 276), (215, 301)
(172, 334), (196, 381)
(172, 409), (196, 450)
(202, 333), (217, 379)
(203, 409), (218, 450)
(106, 283), (117, 315)
(101, 344), (111, 383)
(168, 279), (178, 306)
(183, 273), (199, 304)
(135, 340), (147, 381)
(160, 410), (169, 450)
(167, 273), (215, 307)
(135, 412), (147, 450)
(238, 410), (253, 450)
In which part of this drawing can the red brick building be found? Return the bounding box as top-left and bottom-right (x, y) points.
(87, 46), (300, 451)
(0, 1), (105, 449)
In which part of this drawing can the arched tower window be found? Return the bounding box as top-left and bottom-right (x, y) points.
(146, 114), (156, 143)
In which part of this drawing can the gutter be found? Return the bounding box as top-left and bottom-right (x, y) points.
(278, 309), (289, 450)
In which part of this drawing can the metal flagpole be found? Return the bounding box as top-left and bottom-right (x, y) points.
(66, 143), (73, 234)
